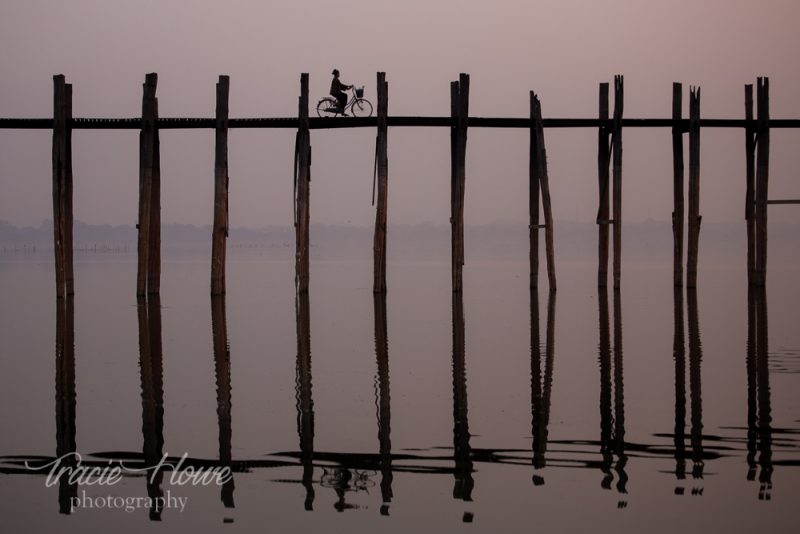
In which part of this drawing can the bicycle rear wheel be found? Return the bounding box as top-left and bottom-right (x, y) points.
(317, 98), (339, 118)
(351, 98), (373, 117)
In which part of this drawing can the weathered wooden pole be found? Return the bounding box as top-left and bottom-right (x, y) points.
(672, 83), (685, 287)
(531, 92), (556, 291)
(686, 87), (701, 288)
(754, 78), (770, 287)
(611, 76), (624, 289)
(211, 75), (230, 296)
(52, 75), (74, 298)
(373, 72), (389, 293)
(147, 97), (161, 296)
(136, 73), (158, 297)
(530, 95), (541, 289)
(597, 83), (610, 288)
(295, 73), (311, 293)
(745, 85), (756, 285)
(450, 74), (469, 292)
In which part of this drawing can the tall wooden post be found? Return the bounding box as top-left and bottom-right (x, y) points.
(754, 78), (770, 287)
(597, 83), (610, 287)
(295, 74), (311, 293)
(531, 93), (556, 291)
(52, 75), (74, 298)
(373, 72), (389, 293)
(672, 83), (685, 287)
(450, 74), (469, 293)
(611, 76), (624, 289)
(686, 87), (701, 288)
(148, 97), (161, 295)
(530, 94), (541, 289)
(137, 73), (159, 297)
(211, 75), (230, 296)
(744, 85), (756, 285)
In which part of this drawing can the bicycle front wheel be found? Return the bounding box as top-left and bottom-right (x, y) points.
(351, 98), (373, 117)
(317, 98), (339, 118)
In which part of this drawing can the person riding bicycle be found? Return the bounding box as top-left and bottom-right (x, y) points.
(330, 69), (352, 115)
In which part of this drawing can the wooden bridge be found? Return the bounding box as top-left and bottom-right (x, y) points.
(1, 72), (797, 298)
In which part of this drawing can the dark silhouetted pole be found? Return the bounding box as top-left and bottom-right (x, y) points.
(295, 74), (311, 293)
(597, 83), (611, 287)
(373, 72), (389, 293)
(211, 75), (230, 296)
(672, 83), (685, 287)
(532, 92), (556, 291)
(450, 74), (469, 292)
(137, 73), (159, 297)
(754, 78), (770, 286)
(686, 87), (701, 288)
(52, 75), (74, 297)
(744, 85), (756, 285)
(612, 76), (624, 289)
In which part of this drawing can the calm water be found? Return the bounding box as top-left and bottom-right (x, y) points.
(1, 251), (799, 533)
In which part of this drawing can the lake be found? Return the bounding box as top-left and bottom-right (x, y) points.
(1, 248), (799, 533)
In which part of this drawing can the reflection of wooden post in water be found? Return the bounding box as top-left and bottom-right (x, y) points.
(687, 288), (704, 480)
(52, 75), (74, 298)
(531, 288), (556, 480)
(598, 287), (627, 496)
(746, 287), (772, 498)
(138, 296), (164, 520)
(373, 293), (393, 513)
(55, 296), (76, 513)
(451, 292), (473, 508)
(295, 291), (315, 510)
(672, 286), (687, 481)
(211, 296), (234, 507)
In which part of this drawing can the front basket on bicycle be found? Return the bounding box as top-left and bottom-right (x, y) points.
(355, 86), (364, 98)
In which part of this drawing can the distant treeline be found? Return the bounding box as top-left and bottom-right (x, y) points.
(0, 219), (796, 262)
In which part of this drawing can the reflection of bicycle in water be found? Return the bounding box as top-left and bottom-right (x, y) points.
(320, 467), (376, 512)
(317, 86), (373, 117)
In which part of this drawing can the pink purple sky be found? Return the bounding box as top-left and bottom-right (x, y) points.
(1, 0), (799, 228)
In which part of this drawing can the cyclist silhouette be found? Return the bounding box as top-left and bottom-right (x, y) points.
(330, 69), (352, 115)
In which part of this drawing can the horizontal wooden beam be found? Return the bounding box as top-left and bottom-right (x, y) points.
(766, 199), (800, 205)
(2, 117), (800, 130)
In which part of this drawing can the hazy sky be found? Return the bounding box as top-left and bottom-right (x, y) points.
(1, 0), (799, 228)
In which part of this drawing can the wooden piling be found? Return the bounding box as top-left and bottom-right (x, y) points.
(672, 83), (685, 287)
(148, 97), (161, 295)
(530, 95), (541, 288)
(295, 73), (311, 293)
(450, 74), (469, 292)
(373, 72), (389, 293)
(531, 93), (556, 291)
(597, 83), (610, 287)
(612, 76), (624, 289)
(137, 73), (158, 297)
(211, 75), (230, 296)
(52, 75), (74, 297)
(687, 87), (701, 288)
(754, 78), (770, 287)
(745, 85), (756, 285)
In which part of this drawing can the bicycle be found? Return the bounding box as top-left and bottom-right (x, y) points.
(316, 86), (373, 118)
